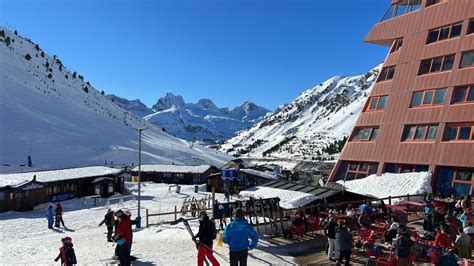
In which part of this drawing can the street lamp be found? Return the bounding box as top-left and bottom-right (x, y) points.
(137, 126), (148, 227)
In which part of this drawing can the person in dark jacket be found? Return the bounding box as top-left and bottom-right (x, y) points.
(393, 224), (411, 266)
(324, 216), (338, 261)
(54, 236), (77, 266)
(195, 211), (220, 266)
(223, 208), (258, 266)
(424, 201), (434, 232)
(47, 205), (54, 229)
(336, 220), (352, 266)
(99, 208), (115, 242)
(55, 203), (65, 228)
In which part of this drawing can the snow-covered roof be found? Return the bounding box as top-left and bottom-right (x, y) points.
(92, 177), (115, 184)
(131, 164), (214, 174)
(337, 172), (432, 204)
(239, 168), (275, 180)
(240, 186), (316, 209)
(0, 166), (123, 188)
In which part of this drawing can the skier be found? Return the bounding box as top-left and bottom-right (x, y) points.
(223, 208), (258, 266)
(54, 237), (77, 266)
(47, 205), (54, 229)
(195, 211), (220, 266)
(114, 210), (132, 266)
(99, 208), (115, 242)
(55, 203), (65, 228)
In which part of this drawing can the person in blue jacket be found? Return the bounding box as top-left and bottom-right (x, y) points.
(47, 205), (54, 229)
(223, 208), (258, 266)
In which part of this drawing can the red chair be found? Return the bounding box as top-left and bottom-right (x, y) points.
(291, 224), (305, 237)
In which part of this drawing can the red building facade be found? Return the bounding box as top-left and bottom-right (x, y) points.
(329, 0), (474, 197)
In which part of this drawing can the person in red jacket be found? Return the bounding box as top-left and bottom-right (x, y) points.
(114, 210), (132, 266)
(54, 236), (77, 266)
(434, 226), (454, 249)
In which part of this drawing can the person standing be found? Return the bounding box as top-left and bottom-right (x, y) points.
(55, 203), (65, 228)
(336, 220), (352, 266)
(47, 205), (54, 229)
(54, 237), (77, 266)
(114, 210), (132, 266)
(424, 201), (434, 232)
(393, 224), (411, 266)
(223, 208), (258, 266)
(99, 209), (115, 242)
(195, 211), (220, 266)
(324, 216), (338, 261)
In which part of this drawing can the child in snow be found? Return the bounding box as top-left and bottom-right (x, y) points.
(54, 237), (77, 266)
(47, 205), (54, 229)
(55, 203), (65, 228)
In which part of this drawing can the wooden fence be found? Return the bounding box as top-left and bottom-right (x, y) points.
(145, 190), (430, 235)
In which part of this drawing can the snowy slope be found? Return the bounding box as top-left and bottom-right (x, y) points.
(0, 27), (231, 172)
(142, 93), (271, 143)
(0, 183), (295, 264)
(218, 65), (382, 160)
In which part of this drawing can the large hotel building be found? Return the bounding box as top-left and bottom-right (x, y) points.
(329, 0), (474, 196)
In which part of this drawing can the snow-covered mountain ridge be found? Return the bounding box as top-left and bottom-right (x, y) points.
(218, 65), (382, 160)
(0, 27), (231, 172)
(107, 92), (271, 144)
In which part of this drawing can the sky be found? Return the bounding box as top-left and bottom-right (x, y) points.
(0, 0), (390, 110)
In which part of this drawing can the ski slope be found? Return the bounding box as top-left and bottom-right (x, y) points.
(0, 183), (295, 265)
(0, 27), (231, 173)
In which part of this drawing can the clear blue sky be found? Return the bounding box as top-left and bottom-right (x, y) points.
(0, 0), (390, 110)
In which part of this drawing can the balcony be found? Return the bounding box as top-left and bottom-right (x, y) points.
(380, 0), (421, 22)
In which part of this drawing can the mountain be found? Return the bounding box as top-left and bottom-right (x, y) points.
(0, 27), (231, 173)
(218, 65), (382, 160)
(107, 92), (271, 144)
(106, 94), (153, 117)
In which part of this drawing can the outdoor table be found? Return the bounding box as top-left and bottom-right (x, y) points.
(401, 200), (425, 207)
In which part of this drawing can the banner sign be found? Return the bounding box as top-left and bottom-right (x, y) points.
(51, 193), (75, 203)
(221, 169), (238, 181)
(22, 182), (44, 190)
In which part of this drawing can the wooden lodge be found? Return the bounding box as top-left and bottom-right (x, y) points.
(130, 164), (219, 185)
(0, 166), (125, 212)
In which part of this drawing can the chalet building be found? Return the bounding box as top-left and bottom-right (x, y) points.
(131, 164), (219, 184)
(207, 166), (276, 194)
(329, 0), (474, 197)
(0, 166), (125, 212)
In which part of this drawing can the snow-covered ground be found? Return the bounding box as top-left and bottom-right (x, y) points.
(0, 182), (295, 265)
(337, 172), (432, 204)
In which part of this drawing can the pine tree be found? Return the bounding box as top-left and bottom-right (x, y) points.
(35, 44), (40, 51)
(72, 71), (77, 79)
(0, 30), (4, 38)
(47, 73), (52, 79)
(83, 86), (89, 93)
(14, 30), (18, 35)
(40, 51), (45, 58)
(101, 90), (105, 95)
(5, 36), (10, 46)
(24, 53), (32, 61)
(45, 61), (50, 68)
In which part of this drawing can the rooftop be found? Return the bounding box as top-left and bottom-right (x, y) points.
(131, 164), (214, 174)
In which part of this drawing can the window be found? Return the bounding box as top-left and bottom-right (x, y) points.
(410, 88), (447, 107)
(390, 37), (404, 53)
(426, 0), (441, 7)
(341, 161), (378, 181)
(402, 124), (438, 141)
(378, 66), (396, 82)
(426, 22), (463, 44)
(460, 50), (474, 68)
(386, 164), (429, 173)
(418, 54), (455, 75)
(451, 168), (474, 197)
(443, 123), (474, 141)
(452, 85), (474, 104)
(468, 19), (474, 35)
(351, 127), (380, 141)
(365, 95), (388, 111)
(381, 0), (421, 21)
